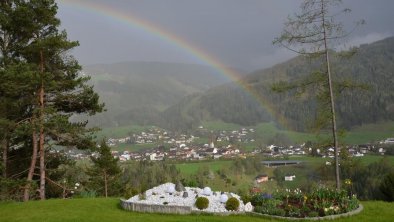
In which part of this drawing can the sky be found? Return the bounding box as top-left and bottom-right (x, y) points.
(56, 0), (394, 72)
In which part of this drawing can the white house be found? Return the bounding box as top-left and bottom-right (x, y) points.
(285, 175), (296, 181)
(384, 138), (394, 144)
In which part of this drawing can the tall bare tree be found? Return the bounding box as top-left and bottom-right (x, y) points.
(274, 0), (363, 190)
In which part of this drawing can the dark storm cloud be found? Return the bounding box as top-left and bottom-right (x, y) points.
(57, 0), (394, 72)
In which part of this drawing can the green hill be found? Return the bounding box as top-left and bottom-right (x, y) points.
(161, 37), (394, 132)
(76, 61), (245, 127)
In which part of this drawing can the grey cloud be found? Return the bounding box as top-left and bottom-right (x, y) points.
(57, 0), (394, 72)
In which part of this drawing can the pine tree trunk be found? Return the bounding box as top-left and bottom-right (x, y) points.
(321, 0), (340, 190)
(104, 170), (108, 198)
(39, 50), (46, 200)
(1, 138), (7, 178)
(23, 130), (38, 201)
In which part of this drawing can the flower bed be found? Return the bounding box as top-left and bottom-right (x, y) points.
(251, 188), (360, 218)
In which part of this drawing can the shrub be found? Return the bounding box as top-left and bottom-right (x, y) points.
(251, 193), (272, 206)
(195, 197), (209, 210)
(77, 190), (97, 198)
(225, 197), (240, 211)
(270, 208), (286, 217)
(308, 211), (319, 217)
(380, 172), (394, 202)
(138, 192), (146, 200)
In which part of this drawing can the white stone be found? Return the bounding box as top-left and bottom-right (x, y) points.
(166, 184), (175, 193)
(203, 187), (212, 196)
(244, 202), (253, 212)
(220, 194), (228, 203)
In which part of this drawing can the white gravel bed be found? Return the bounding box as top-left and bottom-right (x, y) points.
(126, 183), (249, 213)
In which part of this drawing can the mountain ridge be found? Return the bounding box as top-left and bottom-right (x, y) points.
(159, 36), (394, 131)
(78, 61), (246, 127)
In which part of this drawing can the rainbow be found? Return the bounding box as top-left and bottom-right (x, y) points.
(58, 0), (288, 128)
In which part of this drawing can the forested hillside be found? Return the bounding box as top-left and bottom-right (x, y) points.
(78, 62), (244, 127)
(161, 37), (394, 131)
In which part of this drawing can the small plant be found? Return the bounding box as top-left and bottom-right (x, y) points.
(195, 197), (209, 210)
(251, 193), (273, 206)
(225, 197), (240, 211)
(308, 211), (319, 217)
(78, 190), (97, 198)
(138, 192), (146, 200)
(271, 208), (286, 217)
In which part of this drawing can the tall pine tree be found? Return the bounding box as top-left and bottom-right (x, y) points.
(88, 140), (120, 198)
(0, 0), (104, 201)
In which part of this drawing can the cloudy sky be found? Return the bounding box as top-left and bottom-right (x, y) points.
(57, 0), (394, 72)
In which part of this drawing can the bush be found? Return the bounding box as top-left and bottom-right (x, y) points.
(380, 172), (394, 202)
(271, 208), (286, 217)
(195, 197), (209, 210)
(225, 197), (240, 211)
(251, 193), (273, 206)
(138, 192), (146, 200)
(77, 190), (97, 198)
(308, 211), (319, 217)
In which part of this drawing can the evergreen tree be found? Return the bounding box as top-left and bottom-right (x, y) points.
(89, 140), (120, 198)
(380, 171), (394, 202)
(0, 0), (104, 201)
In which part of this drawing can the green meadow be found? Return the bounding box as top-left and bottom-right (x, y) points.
(175, 160), (233, 175)
(0, 198), (392, 222)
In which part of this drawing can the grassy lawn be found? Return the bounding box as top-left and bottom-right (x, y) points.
(0, 198), (392, 222)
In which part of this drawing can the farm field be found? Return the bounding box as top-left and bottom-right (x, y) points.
(175, 160), (233, 175)
(0, 198), (392, 222)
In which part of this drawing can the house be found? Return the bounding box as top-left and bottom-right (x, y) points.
(285, 175), (296, 181)
(250, 187), (262, 193)
(205, 148), (218, 154)
(379, 148), (386, 155)
(255, 174), (269, 183)
(384, 138), (394, 144)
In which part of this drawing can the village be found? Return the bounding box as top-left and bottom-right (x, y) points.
(64, 126), (392, 162)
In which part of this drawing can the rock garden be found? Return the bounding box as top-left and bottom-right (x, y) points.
(124, 182), (253, 213)
(122, 182), (361, 219)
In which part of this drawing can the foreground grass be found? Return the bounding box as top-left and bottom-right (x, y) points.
(0, 198), (392, 222)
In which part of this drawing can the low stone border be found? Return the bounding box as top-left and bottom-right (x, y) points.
(120, 199), (192, 214)
(247, 204), (363, 221)
(191, 210), (245, 216)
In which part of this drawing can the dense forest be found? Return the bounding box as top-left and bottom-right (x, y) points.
(159, 37), (394, 131)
